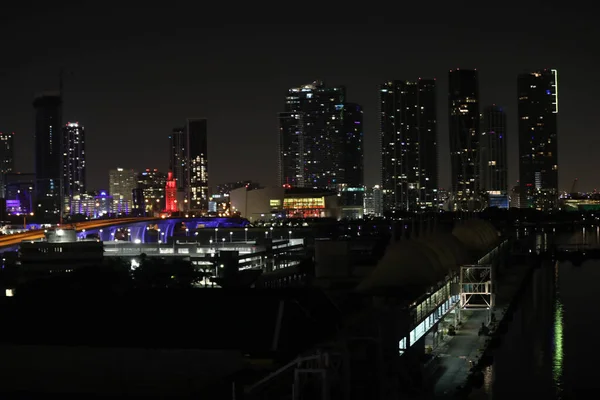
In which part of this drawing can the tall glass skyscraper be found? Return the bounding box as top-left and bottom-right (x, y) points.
(448, 69), (480, 208)
(186, 118), (209, 211)
(518, 69), (559, 210)
(380, 79), (437, 211)
(278, 81), (362, 190)
(0, 132), (14, 198)
(33, 93), (62, 218)
(481, 106), (508, 208)
(168, 120), (209, 212)
(63, 122), (86, 210)
(168, 127), (186, 190)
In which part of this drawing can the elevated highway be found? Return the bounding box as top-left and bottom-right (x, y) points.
(0, 217), (252, 252)
(0, 218), (155, 251)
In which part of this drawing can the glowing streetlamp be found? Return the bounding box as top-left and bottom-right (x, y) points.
(229, 231), (233, 242)
(244, 227), (248, 242)
(222, 237), (225, 248)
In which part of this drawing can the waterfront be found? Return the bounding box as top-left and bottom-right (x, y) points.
(470, 229), (600, 399)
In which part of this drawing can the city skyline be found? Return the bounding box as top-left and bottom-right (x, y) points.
(0, 4), (596, 193)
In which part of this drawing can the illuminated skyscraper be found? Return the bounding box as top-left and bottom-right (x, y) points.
(109, 167), (136, 215)
(518, 69), (559, 211)
(448, 69), (480, 208)
(137, 168), (167, 215)
(33, 93), (62, 218)
(278, 81), (363, 191)
(168, 121), (209, 212)
(62, 122), (86, 210)
(480, 106), (508, 208)
(186, 118), (209, 211)
(480, 106), (508, 192)
(380, 79), (437, 211)
(0, 132), (14, 198)
(168, 127), (186, 190)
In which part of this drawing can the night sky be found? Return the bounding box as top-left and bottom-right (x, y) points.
(0, 2), (596, 193)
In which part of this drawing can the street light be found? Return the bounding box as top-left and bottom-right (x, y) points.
(215, 228), (218, 242)
(186, 228), (189, 237)
(222, 237), (225, 248)
(229, 231), (233, 242)
(244, 227), (248, 242)
(289, 230), (292, 241)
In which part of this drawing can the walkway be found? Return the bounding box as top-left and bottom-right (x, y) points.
(431, 264), (533, 398)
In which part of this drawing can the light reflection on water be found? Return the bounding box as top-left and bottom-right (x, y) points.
(468, 227), (599, 399)
(552, 262), (564, 399)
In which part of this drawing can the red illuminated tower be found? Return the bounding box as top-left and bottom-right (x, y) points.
(165, 171), (177, 213)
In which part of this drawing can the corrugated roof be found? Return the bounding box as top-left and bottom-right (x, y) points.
(452, 219), (499, 252)
(356, 233), (469, 293)
(356, 220), (499, 294)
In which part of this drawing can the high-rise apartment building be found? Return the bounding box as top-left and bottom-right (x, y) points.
(109, 168), (136, 215)
(518, 69), (559, 211)
(169, 127), (186, 190)
(341, 103), (364, 188)
(62, 122), (86, 211)
(278, 81), (363, 191)
(33, 93), (62, 218)
(480, 106), (508, 193)
(448, 69), (480, 207)
(186, 118), (209, 211)
(380, 79), (438, 211)
(167, 121), (209, 212)
(0, 132), (15, 198)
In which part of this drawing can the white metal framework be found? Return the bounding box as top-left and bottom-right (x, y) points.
(459, 264), (494, 310)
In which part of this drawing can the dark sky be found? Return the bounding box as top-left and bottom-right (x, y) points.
(0, 2), (597, 192)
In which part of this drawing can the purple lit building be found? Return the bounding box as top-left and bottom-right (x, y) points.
(4, 173), (35, 215)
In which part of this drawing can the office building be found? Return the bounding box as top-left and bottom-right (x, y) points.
(33, 93), (62, 218)
(137, 168), (167, 216)
(380, 79), (437, 211)
(480, 106), (508, 208)
(518, 69), (559, 211)
(0, 132), (15, 198)
(448, 69), (480, 207)
(278, 81), (363, 192)
(62, 122), (86, 212)
(109, 168), (136, 215)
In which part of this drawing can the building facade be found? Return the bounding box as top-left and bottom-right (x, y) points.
(169, 127), (186, 190)
(63, 122), (86, 212)
(109, 168), (136, 215)
(380, 79), (438, 212)
(4, 173), (35, 215)
(448, 69), (480, 208)
(33, 93), (62, 218)
(168, 120), (209, 212)
(186, 118), (209, 211)
(480, 106), (508, 208)
(0, 132), (14, 198)
(279, 81), (362, 191)
(137, 168), (167, 216)
(518, 69), (559, 211)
